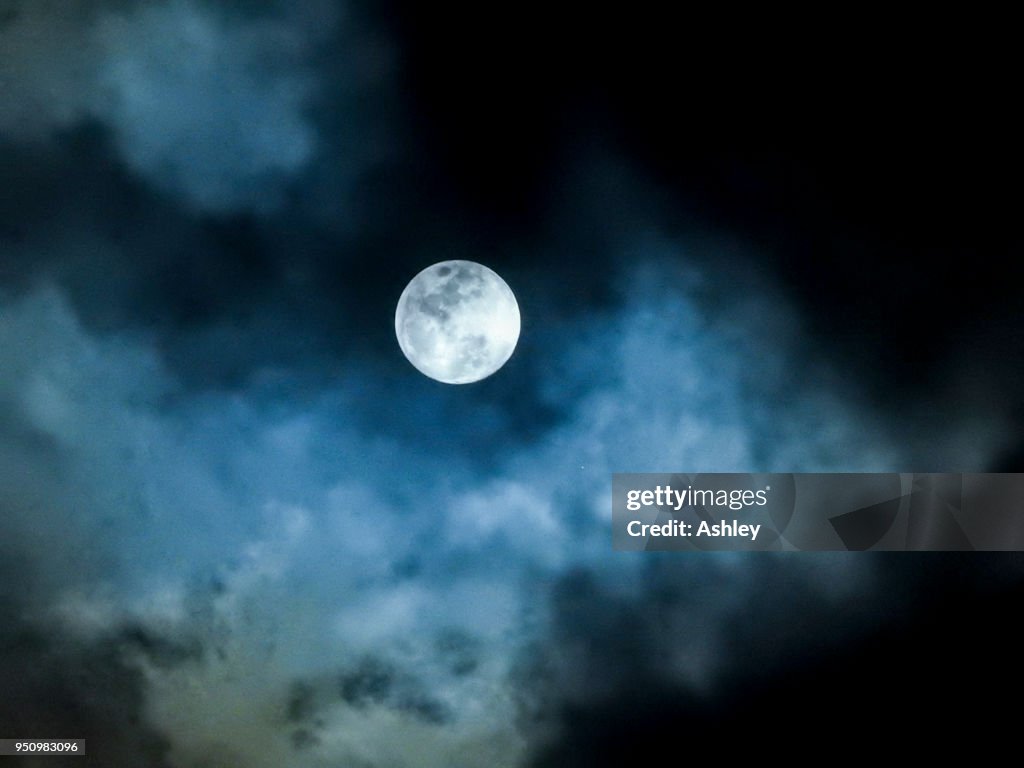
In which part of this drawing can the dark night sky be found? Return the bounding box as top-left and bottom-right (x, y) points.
(1, 2), (1022, 766)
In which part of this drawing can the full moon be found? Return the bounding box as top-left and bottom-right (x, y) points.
(395, 260), (521, 384)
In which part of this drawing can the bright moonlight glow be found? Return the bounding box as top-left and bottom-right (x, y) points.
(395, 260), (521, 384)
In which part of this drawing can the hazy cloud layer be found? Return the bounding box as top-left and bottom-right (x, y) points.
(1, 0), (384, 213)
(94, 1), (321, 212)
(2, 232), (1014, 765)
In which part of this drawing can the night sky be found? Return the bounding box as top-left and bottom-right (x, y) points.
(2, 2), (1022, 765)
